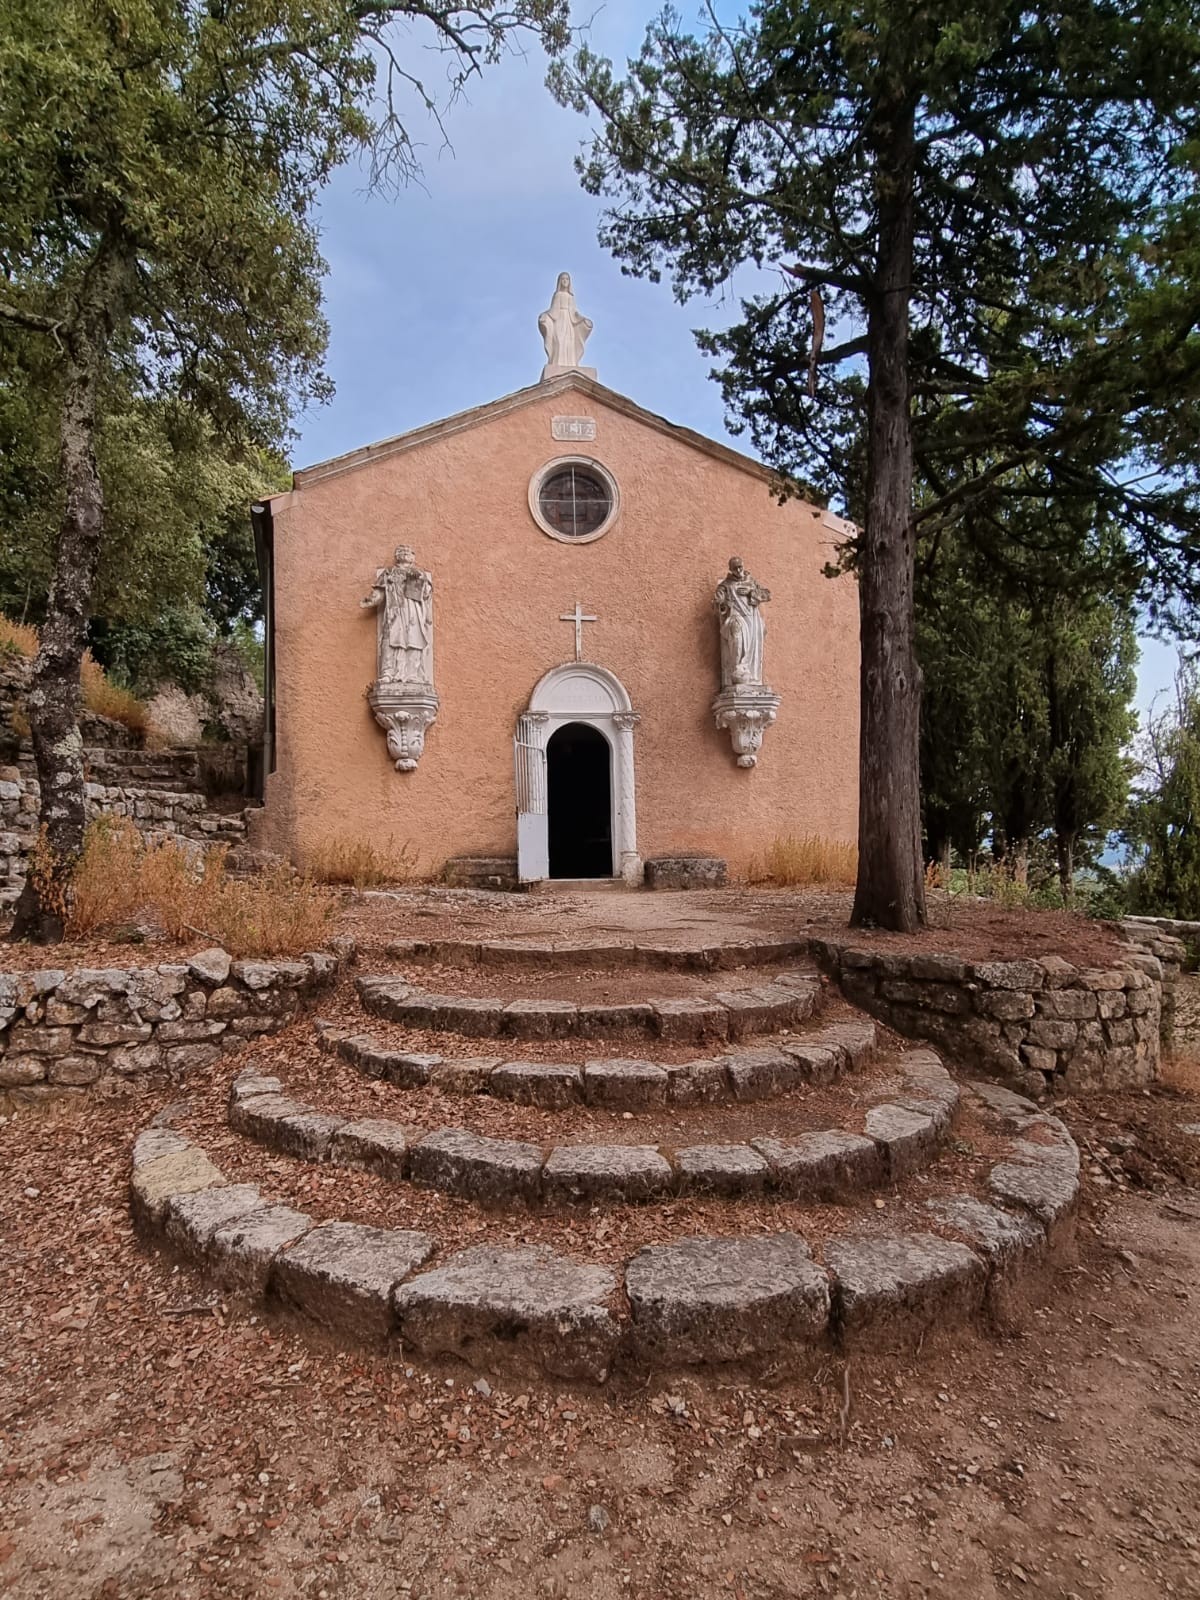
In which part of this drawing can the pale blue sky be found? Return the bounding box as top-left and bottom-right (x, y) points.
(293, 8), (1180, 720)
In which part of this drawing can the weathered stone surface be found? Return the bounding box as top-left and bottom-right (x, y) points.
(500, 998), (578, 1039)
(576, 1002), (655, 1036)
(76, 1021), (154, 1046)
(164, 1184), (263, 1258)
(164, 1043), (223, 1074)
(330, 1118), (416, 1181)
(583, 1059), (669, 1108)
(865, 1103), (940, 1178)
(409, 1127), (543, 1206)
(272, 1222), (435, 1338)
(752, 1131), (884, 1198)
(0, 1055), (47, 1087)
(674, 1144), (769, 1196)
(231, 960), (280, 991)
(643, 855), (726, 891)
(972, 960), (1046, 991)
(230, 1094), (346, 1160)
(925, 1194), (1046, 1323)
(207, 986), (249, 1020)
(133, 1127), (190, 1166)
(652, 998), (728, 1042)
(428, 1057), (503, 1095)
(48, 1055), (103, 1086)
(1036, 989), (1098, 1021)
(393, 1244), (622, 1382)
(625, 1233), (829, 1364)
(188, 948), (232, 985)
(156, 1019), (228, 1043)
(490, 1060), (583, 1108)
(131, 1146), (225, 1230)
(725, 1047), (803, 1101)
(817, 1020), (878, 1071)
(975, 990), (1036, 1021)
(230, 1068), (283, 1103)
(988, 1140), (1079, 1252)
(210, 1205), (314, 1296)
(712, 988), (788, 1041)
(663, 1057), (730, 1105)
(827, 1232), (987, 1350)
(543, 1144), (674, 1204)
(779, 1041), (841, 1086)
(6, 1024), (74, 1056)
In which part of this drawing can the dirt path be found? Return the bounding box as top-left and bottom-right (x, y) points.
(1, 1087), (1197, 1600)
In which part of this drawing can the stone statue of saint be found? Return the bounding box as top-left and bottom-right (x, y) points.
(715, 556), (771, 688)
(361, 545), (433, 686)
(538, 271), (595, 380)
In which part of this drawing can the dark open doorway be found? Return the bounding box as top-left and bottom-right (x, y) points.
(547, 722), (613, 879)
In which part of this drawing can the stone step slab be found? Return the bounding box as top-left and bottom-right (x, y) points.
(318, 1016), (878, 1110)
(751, 1130), (885, 1199)
(392, 1245), (622, 1383)
(134, 1088), (1079, 1378)
(825, 1232), (988, 1351)
(408, 1127), (544, 1207)
(271, 1221), (436, 1340)
(354, 970), (823, 1043)
(228, 1048), (964, 1208)
(210, 1205), (316, 1296)
(542, 1144), (674, 1205)
(385, 936), (811, 973)
(625, 1234), (830, 1365)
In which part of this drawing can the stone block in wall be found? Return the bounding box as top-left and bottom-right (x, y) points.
(905, 953), (969, 983)
(164, 1043), (223, 1073)
(77, 1023), (154, 1046)
(1020, 1045), (1058, 1076)
(48, 1056), (103, 1086)
(1035, 990), (1097, 1021)
(0, 1056), (46, 1087)
(1097, 990), (1127, 1019)
(5, 1024), (74, 1057)
(207, 986), (249, 1019)
(109, 1042), (165, 1075)
(976, 990), (1035, 1021)
(156, 1019), (228, 1043)
(972, 960), (1046, 991)
(1027, 1018), (1078, 1050)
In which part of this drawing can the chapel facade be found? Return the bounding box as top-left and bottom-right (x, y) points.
(249, 275), (860, 883)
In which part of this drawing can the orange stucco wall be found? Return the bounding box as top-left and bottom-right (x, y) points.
(253, 383), (860, 877)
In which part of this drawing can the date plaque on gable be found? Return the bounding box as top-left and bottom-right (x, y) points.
(551, 415), (597, 443)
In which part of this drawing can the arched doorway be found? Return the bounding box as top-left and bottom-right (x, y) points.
(514, 662), (641, 884)
(547, 722), (613, 878)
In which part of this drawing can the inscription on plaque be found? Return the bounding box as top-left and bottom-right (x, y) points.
(551, 415), (597, 443)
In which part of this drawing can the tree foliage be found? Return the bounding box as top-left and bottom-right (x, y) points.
(554, 0), (1200, 929)
(918, 536), (1138, 897)
(1126, 663), (1200, 918)
(0, 0), (565, 939)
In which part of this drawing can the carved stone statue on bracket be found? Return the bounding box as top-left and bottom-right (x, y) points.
(538, 272), (596, 381)
(361, 545), (439, 771)
(711, 556), (781, 768)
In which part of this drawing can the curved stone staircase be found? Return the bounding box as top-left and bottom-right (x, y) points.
(130, 934), (1081, 1383)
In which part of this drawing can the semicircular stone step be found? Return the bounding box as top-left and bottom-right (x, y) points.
(354, 967), (821, 1043)
(315, 1016), (878, 1107)
(384, 936), (812, 973)
(226, 1049), (962, 1207)
(131, 1074), (1080, 1378)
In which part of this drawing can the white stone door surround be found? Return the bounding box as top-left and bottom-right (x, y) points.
(515, 662), (640, 884)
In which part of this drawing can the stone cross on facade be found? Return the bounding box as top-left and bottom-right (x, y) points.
(560, 601), (597, 661)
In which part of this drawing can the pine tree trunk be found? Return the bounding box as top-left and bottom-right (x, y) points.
(851, 99), (926, 932)
(8, 249), (124, 942)
(1057, 831), (1075, 904)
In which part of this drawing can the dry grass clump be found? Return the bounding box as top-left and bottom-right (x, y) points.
(747, 833), (859, 887)
(308, 835), (418, 888)
(67, 816), (335, 956)
(0, 616), (38, 658)
(1160, 1052), (1200, 1096)
(0, 615), (147, 733)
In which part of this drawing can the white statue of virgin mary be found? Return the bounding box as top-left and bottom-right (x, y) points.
(538, 272), (596, 380)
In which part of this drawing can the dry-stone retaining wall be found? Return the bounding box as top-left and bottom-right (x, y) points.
(810, 938), (1162, 1096)
(0, 947), (343, 1099)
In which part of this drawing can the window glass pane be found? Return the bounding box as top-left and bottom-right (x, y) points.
(539, 466), (611, 537)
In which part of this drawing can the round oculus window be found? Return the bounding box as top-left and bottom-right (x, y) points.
(529, 457), (619, 543)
